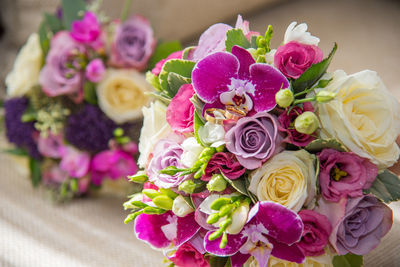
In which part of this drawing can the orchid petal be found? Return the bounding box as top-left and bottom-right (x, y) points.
(192, 52), (239, 103)
(134, 212), (172, 249)
(250, 246), (272, 267)
(269, 237), (305, 264)
(231, 46), (255, 79)
(249, 64), (289, 112)
(204, 231), (247, 256)
(175, 213), (201, 246)
(231, 252), (251, 267)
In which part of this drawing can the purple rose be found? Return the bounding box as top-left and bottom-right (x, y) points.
(225, 112), (283, 169)
(317, 196), (393, 255)
(318, 149), (378, 202)
(110, 16), (155, 70)
(147, 139), (188, 188)
(39, 31), (85, 101)
(274, 41), (323, 79)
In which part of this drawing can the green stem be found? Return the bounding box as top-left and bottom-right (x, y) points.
(293, 97), (316, 105)
(120, 0), (133, 22)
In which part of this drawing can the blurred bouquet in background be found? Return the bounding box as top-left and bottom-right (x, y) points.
(124, 15), (400, 267)
(2, 0), (182, 201)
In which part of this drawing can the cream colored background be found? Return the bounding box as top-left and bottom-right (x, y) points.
(1, 0), (400, 266)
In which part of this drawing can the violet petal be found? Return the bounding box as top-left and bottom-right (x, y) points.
(204, 231), (247, 256)
(134, 213), (171, 249)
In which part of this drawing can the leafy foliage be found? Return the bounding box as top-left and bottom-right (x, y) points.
(83, 82), (98, 105)
(61, 0), (86, 30)
(29, 157), (42, 187)
(147, 41), (182, 70)
(365, 169), (400, 203)
(332, 254), (363, 267)
(38, 13), (64, 57)
(194, 111), (206, 146)
(225, 29), (251, 52)
(159, 59), (195, 98)
(304, 138), (347, 153)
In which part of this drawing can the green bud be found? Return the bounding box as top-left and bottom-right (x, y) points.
(219, 204), (234, 217)
(216, 145), (225, 152)
(124, 210), (144, 224)
(159, 166), (181, 175)
(219, 218), (232, 231)
(159, 188), (179, 199)
(142, 189), (161, 200)
(128, 171), (148, 183)
(178, 180), (197, 194)
(256, 55), (266, 63)
(294, 111), (320, 135)
(143, 206), (166, 215)
(206, 213), (220, 224)
(113, 127), (124, 137)
(315, 90), (337, 103)
(247, 48), (258, 59)
(153, 195), (174, 210)
(210, 197), (231, 210)
(275, 88), (294, 108)
(207, 174), (227, 192)
(209, 229), (224, 241)
(200, 147), (216, 158)
(70, 178), (78, 192)
(193, 168), (204, 179)
(256, 47), (266, 56)
(256, 36), (266, 47)
(220, 232), (228, 249)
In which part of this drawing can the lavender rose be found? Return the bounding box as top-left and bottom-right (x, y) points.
(318, 149), (378, 202)
(39, 31), (85, 100)
(225, 112), (283, 169)
(147, 139), (188, 188)
(317, 196), (393, 255)
(110, 16), (155, 70)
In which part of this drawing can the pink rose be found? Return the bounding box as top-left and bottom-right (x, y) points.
(170, 243), (210, 267)
(151, 50), (183, 76)
(166, 84), (195, 134)
(39, 31), (85, 102)
(202, 152), (246, 181)
(91, 149), (138, 186)
(318, 149), (378, 202)
(274, 41), (323, 79)
(70, 11), (101, 44)
(85, 58), (106, 82)
(298, 210), (332, 257)
(38, 133), (63, 158)
(59, 146), (90, 178)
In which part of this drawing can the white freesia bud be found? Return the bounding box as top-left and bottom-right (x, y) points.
(198, 122), (225, 147)
(284, 21), (320, 46)
(181, 137), (203, 168)
(172, 195), (194, 217)
(226, 202), (249, 235)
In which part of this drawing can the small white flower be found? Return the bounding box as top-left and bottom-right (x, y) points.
(181, 137), (203, 168)
(172, 195), (194, 217)
(284, 21), (320, 46)
(198, 122), (225, 147)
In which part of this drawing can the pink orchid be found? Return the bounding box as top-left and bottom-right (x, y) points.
(70, 11), (101, 44)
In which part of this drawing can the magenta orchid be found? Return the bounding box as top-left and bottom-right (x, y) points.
(70, 11), (101, 44)
(192, 45), (289, 113)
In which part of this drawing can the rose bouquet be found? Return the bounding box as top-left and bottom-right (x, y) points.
(3, 0), (181, 200)
(124, 15), (400, 267)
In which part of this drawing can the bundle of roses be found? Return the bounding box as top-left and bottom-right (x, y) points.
(3, 0), (182, 200)
(124, 15), (400, 267)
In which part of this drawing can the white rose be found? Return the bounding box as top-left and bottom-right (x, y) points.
(6, 33), (43, 97)
(181, 137), (203, 168)
(248, 150), (316, 212)
(198, 122), (225, 147)
(137, 101), (172, 168)
(97, 69), (152, 124)
(284, 21), (320, 46)
(172, 195), (194, 217)
(316, 70), (400, 169)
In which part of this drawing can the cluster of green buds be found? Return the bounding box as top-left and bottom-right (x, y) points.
(206, 195), (251, 249)
(53, 178), (79, 202)
(124, 188), (179, 224)
(254, 25), (273, 63)
(33, 102), (71, 137)
(113, 127), (131, 145)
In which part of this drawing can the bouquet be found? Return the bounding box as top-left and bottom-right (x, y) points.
(3, 0), (181, 200)
(125, 15), (400, 267)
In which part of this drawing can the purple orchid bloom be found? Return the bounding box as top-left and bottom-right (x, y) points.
(192, 46), (289, 113)
(135, 211), (200, 249)
(203, 201), (305, 267)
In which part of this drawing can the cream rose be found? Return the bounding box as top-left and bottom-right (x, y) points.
(316, 70), (400, 169)
(97, 69), (151, 124)
(248, 150), (316, 212)
(137, 101), (172, 168)
(6, 33), (43, 97)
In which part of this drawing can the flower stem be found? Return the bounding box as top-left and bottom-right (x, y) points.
(293, 97), (316, 105)
(120, 0), (133, 22)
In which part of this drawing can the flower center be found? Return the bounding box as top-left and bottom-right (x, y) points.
(330, 167), (348, 181)
(219, 78), (256, 112)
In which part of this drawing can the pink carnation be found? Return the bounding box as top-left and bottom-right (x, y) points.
(170, 243), (210, 267)
(166, 84), (195, 134)
(202, 152), (246, 181)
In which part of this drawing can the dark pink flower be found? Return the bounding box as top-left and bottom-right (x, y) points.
(318, 149), (378, 202)
(170, 243), (210, 267)
(37, 132), (63, 158)
(202, 152), (246, 181)
(274, 41), (323, 79)
(151, 50), (183, 76)
(298, 210), (332, 257)
(70, 11), (101, 44)
(278, 102), (315, 146)
(166, 84), (195, 134)
(85, 58), (105, 82)
(59, 145), (90, 178)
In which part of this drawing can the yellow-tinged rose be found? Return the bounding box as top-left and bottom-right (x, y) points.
(137, 101), (172, 168)
(97, 69), (152, 124)
(248, 150), (316, 212)
(6, 33), (42, 97)
(244, 255), (333, 267)
(316, 70), (400, 169)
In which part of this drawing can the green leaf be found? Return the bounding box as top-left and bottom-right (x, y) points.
(37, 13), (63, 58)
(292, 43), (337, 94)
(145, 71), (162, 92)
(208, 256), (229, 267)
(250, 35), (258, 49)
(332, 254), (363, 267)
(3, 148), (29, 157)
(225, 29), (251, 52)
(147, 41), (182, 70)
(61, 0), (87, 30)
(159, 59), (195, 98)
(182, 46), (196, 60)
(44, 13), (63, 33)
(167, 72), (192, 97)
(304, 138), (347, 153)
(365, 169), (400, 203)
(83, 82), (98, 105)
(245, 176), (258, 204)
(29, 157), (42, 187)
(194, 111), (205, 146)
(221, 173), (248, 196)
(190, 95), (206, 124)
